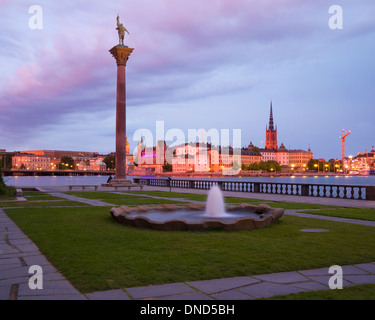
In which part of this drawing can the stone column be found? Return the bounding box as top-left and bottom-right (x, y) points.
(109, 45), (134, 182)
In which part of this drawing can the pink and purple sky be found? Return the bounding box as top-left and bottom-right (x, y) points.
(0, 0), (374, 159)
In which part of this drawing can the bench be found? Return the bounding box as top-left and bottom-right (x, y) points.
(68, 185), (99, 191)
(101, 183), (143, 191)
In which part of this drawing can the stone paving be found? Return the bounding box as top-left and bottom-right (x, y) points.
(1, 186), (375, 300)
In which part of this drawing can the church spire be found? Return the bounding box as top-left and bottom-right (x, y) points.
(265, 100), (278, 150)
(268, 101), (275, 132)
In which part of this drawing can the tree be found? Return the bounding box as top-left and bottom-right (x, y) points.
(307, 159), (319, 171)
(241, 160), (281, 172)
(0, 169), (16, 197)
(103, 155), (116, 170)
(162, 162), (172, 172)
(1, 153), (14, 170)
(58, 156), (74, 170)
(264, 160), (282, 172)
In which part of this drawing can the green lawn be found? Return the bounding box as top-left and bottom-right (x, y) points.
(0, 200), (90, 208)
(128, 191), (375, 222)
(5, 206), (375, 294)
(64, 192), (188, 206)
(23, 192), (63, 201)
(129, 191), (338, 208)
(0, 194), (17, 201)
(128, 191), (375, 221)
(303, 208), (375, 222)
(0, 191), (90, 208)
(132, 191), (208, 201)
(65, 191), (134, 200)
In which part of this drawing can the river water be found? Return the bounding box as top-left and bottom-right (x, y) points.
(4, 175), (375, 187)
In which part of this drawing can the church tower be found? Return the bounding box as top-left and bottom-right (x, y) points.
(265, 101), (278, 150)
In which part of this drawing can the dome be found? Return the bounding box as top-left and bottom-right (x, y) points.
(278, 143), (287, 152)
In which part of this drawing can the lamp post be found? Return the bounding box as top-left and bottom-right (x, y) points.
(314, 163), (319, 174)
(348, 155), (353, 173)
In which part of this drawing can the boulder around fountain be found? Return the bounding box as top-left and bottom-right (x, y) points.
(110, 185), (284, 231)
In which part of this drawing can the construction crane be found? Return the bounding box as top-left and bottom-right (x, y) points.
(340, 129), (351, 170)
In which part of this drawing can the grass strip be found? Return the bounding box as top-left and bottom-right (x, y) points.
(302, 208), (375, 222)
(1, 201), (90, 208)
(65, 192), (188, 206)
(265, 283), (375, 300)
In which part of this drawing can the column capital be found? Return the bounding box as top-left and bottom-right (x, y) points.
(109, 45), (134, 66)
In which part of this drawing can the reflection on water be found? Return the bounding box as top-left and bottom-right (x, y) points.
(4, 175), (375, 187)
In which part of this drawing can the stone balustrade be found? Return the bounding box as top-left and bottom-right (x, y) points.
(133, 178), (375, 201)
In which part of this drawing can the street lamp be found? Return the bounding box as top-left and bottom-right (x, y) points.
(348, 155), (353, 172)
(314, 163), (319, 174)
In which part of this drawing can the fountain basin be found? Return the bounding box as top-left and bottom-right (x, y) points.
(110, 203), (284, 231)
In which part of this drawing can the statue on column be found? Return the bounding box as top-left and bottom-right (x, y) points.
(116, 15), (130, 46)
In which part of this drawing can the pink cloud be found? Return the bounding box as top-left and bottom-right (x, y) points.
(0, 24), (112, 110)
(0, 0), (334, 114)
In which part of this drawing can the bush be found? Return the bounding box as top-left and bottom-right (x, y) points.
(0, 170), (16, 197)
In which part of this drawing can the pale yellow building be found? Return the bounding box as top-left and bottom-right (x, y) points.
(288, 148), (313, 168)
(12, 153), (51, 171)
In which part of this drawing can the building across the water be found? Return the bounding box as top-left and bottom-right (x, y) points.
(18, 150), (99, 158)
(12, 153), (51, 171)
(247, 101), (313, 168)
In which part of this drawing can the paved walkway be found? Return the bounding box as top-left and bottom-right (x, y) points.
(1, 187), (375, 300)
(46, 192), (116, 207)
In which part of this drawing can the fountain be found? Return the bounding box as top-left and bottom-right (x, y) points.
(204, 185), (232, 218)
(110, 185), (284, 231)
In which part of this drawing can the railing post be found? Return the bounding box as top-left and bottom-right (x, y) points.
(301, 184), (309, 196)
(254, 182), (260, 193)
(365, 186), (375, 200)
(189, 180), (194, 189)
(166, 178), (171, 191)
(217, 181), (223, 190)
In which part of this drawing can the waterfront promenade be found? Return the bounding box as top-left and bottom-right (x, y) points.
(1, 185), (375, 300)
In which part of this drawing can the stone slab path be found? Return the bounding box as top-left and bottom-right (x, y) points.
(45, 191), (116, 207)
